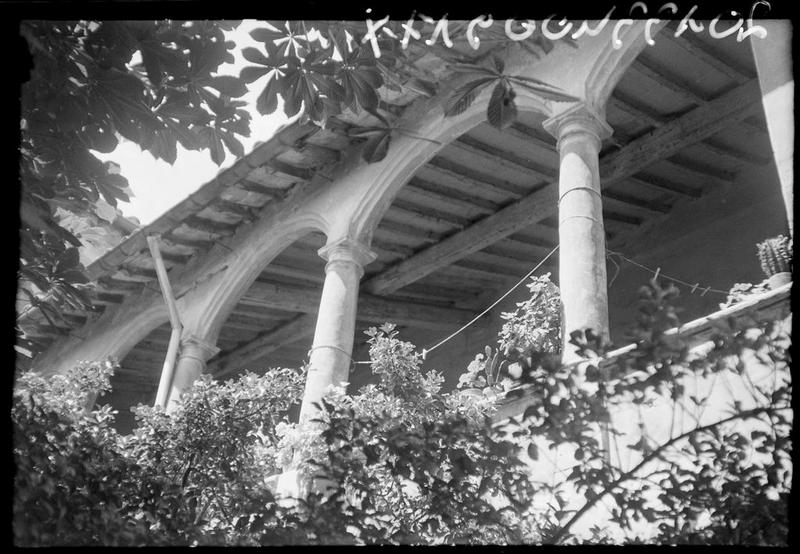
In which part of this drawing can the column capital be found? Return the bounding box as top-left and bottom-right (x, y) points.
(543, 104), (613, 148)
(318, 237), (377, 269)
(180, 334), (220, 361)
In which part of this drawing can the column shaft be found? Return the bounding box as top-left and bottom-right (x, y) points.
(545, 105), (613, 361)
(166, 335), (220, 411)
(298, 238), (376, 422)
(751, 21), (794, 236)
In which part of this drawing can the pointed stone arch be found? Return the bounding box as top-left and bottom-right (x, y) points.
(178, 209), (330, 347)
(32, 292), (168, 376)
(585, 20), (668, 113)
(346, 87), (554, 246)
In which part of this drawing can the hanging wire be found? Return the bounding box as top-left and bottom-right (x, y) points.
(607, 251), (622, 288)
(605, 248), (729, 296)
(344, 244), (729, 367)
(307, 344), (358, 373)
(421, 244), (560, 360)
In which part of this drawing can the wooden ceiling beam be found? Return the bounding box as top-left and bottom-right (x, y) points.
(233, 301), (300, 319)
(600, 80), (760, 182)
(608, 92), (665, 127)
(212, 198), (260, 219)
(701, 137), (771, 166)
(667, 31), (755, 84)
(427, 157), (530, 198)
(603, 209), (643, 227)
(423, 265), (521, 290)
(265, 158), (314, 181)
(212, 277), (480, 375)
(222, 316), (277, 333)
(610, 90), (763, 167)
(369, 239), (416, 260)
(602, 190), (671, 214)
(162, 232), (214, 251)
(666, 154), (737, 183)
(242, 281), (473, 328)
(260, 263), (326, 285)
(507, 122), (557, 152)
(377, 219), (443, 244)
(456, 258), (555, 280)
(363, 80), (761, 296)
(182, 215), (238, 237)
(236, 179), (288, 198)
(408, 177), (502, 212)
(511, 224), (559, 246)
(631, 57), (708, 106)
(488, 237), (554, 260)
(629, 173), (703, 198)
(608, 85), (770, 165)
(211, 314), (315, 377)
(453, 135), (557, 181)
(388, 201), (471, 230)
(463, 250), (540, 275)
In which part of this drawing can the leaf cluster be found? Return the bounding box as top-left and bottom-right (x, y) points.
(13, 279), (792, 545)
(18, 20), (251, 345)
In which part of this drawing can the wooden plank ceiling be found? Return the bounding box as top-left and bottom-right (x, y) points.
(22, 24), (773, 406)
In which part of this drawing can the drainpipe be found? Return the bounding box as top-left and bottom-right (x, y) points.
(146, 234), (183, 409)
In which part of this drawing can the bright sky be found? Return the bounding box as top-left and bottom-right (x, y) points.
(95, 20), (289, 225)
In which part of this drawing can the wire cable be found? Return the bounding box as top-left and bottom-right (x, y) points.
(606, 249), (728, 296)
(421, 244), (560, 359)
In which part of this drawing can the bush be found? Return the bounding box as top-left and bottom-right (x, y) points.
(13, 280), (792, 545)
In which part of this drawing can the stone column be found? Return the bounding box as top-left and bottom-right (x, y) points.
(298, 237), (376, 422)
(544, 105), (613, 362)
(166, 334), (220, 411)
(751, 21), (793, 236)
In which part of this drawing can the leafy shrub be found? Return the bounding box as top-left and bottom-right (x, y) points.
(498, 272), (561, 356)
(13, 361), (194, 545)
(13, 280), (792, 545)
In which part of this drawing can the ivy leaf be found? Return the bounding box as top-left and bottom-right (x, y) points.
(259, 21), (307, 59)
(140, 43), (163, 87)
(250, 26), (284, 44)
(451, 62), (500, 78)
(256, 75), (282, 115)
(219, 130), (244, 159)
(241, 46), (273, 66)
(509, 76), (579, 103)
(202, 75), (248, 98)
(527, 442), (539, 461)
(240, 65), (271, 84)
(443, 77), (496, 117)
(164, 119), (203, 151)
(487, 80), (517, 130)
(84, 125), (118, 153)
(361, 129), (392, 163)
(406, 77), (438, 97)
(55, 247), (81, 275)
(158, 95), (208, 123)
(199, 127), (226, 165)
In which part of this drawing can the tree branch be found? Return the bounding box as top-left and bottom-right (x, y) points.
(548, 404), (791, 544)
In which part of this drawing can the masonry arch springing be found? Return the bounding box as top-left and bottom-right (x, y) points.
(183, 210), (329, 348)
(347, 90), (553, 245)
(585, 20), (668, 113)
(32, 294), (169, 376)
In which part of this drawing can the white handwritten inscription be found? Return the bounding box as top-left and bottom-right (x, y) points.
(361, 1), (771, 58)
